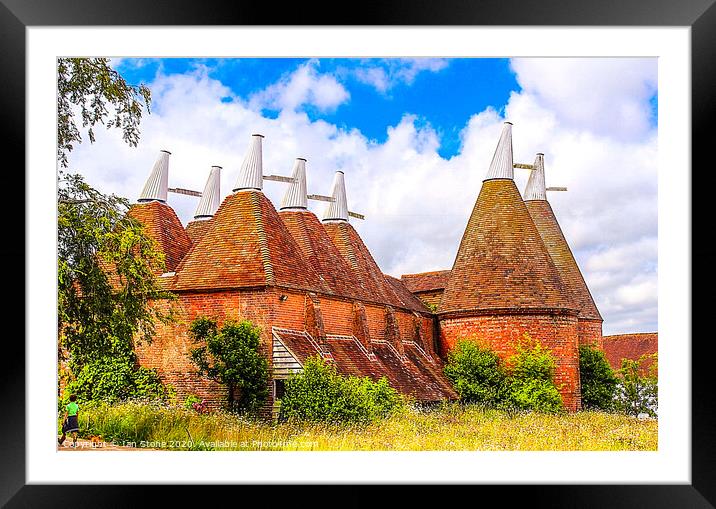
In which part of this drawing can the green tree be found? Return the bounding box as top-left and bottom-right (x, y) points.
(443, 340), (508, 406)
(189, 317), (270, 414)
(57, 57), (151, 168)
(58, 174), (175, 401)
(614, 353), (658, 418)
(579, 344), (618, 411)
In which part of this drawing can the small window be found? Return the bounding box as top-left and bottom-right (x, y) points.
(274, 379), (286, 400)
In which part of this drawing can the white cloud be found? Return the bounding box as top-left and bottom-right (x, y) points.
(352, 58), (449, 93)
(510, 58), (657, 141)
(249, 59), (349, 113)
(67, 58), (657, 336)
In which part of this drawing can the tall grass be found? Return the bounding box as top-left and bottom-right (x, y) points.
(75, 401), (657, 451)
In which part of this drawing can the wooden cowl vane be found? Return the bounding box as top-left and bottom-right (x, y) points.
(185, 166), (221, 244)
(130, 150), (191, 273)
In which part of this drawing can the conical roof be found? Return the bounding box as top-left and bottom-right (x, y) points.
(185, 217), (214, 244)
(138, 150), (170, 203)
(127, 200), (192, 273)
(280, 209), (372, 302)
(524, 154), (602, 321)
(194, 166), (221, 219)
(280, 158), (308, 210)
(322, 221), (425, 313)
(173, 189), (328, 293)
(233, 134), (264, 192)
(439, 125), (574, 315)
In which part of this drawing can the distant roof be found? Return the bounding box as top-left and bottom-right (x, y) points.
(439, 179), (575, 314)
(602, 333), (658, 375)
(400, 270), (452, 293)
(128, 201), (192, 273)
(273, 328), (457, 401)
(384, 275), (431, 313)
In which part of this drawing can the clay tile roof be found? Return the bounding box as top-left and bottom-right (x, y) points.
(279, 209), (373, 301)
(525, 200), (602, 320)
(384, 275), (430, 313)
(273, 329), (323, 364)
(400, 270), (452, 293)
(127, 201), (192, 273)
(439, 179), (575, 314)
(272, 329), (457, 401)
(185, 218), (214, 245)
(173, 190), (328, 293)
(322, 221), (415, 310)
(602, 333), (658, 375)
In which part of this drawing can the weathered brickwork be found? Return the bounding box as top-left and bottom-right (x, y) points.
(578, 319), (604, 349)
(137, 285), (440, 410)
(136, 290), (275, 410)
(439, 313), (581, 412)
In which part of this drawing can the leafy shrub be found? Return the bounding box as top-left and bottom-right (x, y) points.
(64, 356), (173, 404)
(614, 353), (658, 417)
(443, 340), (508, 406)
(279, 356), (402, 424)
(579, 344), (618, 411)
(189, 317), (269, 414)
(444, 335), (563, 413)
(504, 334), (563, 413)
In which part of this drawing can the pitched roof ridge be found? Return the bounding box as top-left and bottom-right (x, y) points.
(251, 191), (273, 285)
(338, 223), (358, 269)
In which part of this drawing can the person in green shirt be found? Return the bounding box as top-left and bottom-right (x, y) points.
(58, 394), (79, 447)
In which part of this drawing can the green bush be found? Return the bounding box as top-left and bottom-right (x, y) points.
(279, 356), (403, 424)
(579, 344), (618, 411)
(443, 340), (508, 406)
(63, 356), (173, 405)
(504, 334), (563, 413)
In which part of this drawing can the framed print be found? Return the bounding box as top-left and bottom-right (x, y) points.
(5, 0), (714, 506)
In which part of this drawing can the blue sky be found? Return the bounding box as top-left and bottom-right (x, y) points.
(73, 57), (658, 335)
(115, 58), (656, 159)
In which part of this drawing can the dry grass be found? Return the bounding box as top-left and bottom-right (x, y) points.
(77, 401), (657, 451)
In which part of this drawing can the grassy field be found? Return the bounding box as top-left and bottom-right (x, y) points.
(72, 401), (657, 451)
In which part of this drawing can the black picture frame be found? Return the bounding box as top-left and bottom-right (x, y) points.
(3, 0), (713, 506)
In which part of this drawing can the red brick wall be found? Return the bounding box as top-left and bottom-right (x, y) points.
(439, 313), (581, 412)
(364, 304), (387, 342)
(578, 319), (603, 349)
(319, 298), (354, 336)
(270, 289), (306, 330)
(136, 290), (275, 411)
(137, 288), (440, 411)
